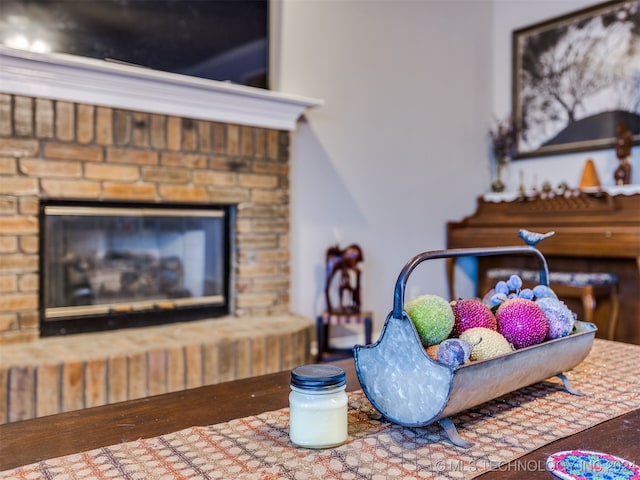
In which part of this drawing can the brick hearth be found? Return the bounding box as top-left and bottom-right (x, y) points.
(0, 93), (314, 423)
(0, 314), (311, 423)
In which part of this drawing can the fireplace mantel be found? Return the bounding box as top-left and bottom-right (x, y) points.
(0, 46), (323, 131)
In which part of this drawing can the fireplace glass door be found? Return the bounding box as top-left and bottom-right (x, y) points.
(40, 201), (231, 335)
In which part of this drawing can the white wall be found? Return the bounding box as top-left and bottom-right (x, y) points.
(274, 0), (638, 342)
(275, 0), (493, 339)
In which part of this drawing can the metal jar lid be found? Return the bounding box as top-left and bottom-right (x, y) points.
(291, 364), (346, 390)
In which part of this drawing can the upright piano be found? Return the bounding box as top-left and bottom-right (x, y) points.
(446, 188), (640, 345)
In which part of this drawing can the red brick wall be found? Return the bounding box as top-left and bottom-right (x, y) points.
(0, 93), (292, 344)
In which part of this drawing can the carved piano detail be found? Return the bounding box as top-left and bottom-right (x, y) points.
(447, 190), (640, 345)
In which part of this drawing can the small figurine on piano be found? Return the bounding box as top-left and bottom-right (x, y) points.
(614, 123), (632, 185)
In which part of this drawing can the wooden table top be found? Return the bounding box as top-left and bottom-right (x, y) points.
(1, 357), (638, 478)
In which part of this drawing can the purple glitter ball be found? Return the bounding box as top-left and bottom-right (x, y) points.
(536, 297), (576, 340)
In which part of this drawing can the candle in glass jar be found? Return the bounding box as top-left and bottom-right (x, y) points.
(289, 364), (348, 448)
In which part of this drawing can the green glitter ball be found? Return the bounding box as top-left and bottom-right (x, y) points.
(404, 294), (455, 347)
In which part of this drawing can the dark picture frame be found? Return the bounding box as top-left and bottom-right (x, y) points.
(512, 0), (640, 158)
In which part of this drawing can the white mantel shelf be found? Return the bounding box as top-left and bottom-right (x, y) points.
(0, 47), (323, 131)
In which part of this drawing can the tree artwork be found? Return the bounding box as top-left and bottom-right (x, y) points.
(513, 1), (640, 157)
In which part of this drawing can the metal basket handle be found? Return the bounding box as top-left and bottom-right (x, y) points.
(392, 246), (549, 319)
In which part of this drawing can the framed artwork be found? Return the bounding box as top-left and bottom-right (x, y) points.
(512, 0), (640, 158)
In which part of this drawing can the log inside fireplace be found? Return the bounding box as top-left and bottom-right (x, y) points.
(39, 200), (232, 336)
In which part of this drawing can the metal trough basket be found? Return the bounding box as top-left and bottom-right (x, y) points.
(353, 245), (597, 448)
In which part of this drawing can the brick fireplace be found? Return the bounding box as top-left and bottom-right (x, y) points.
(0, 48), (322, 423)
(0, 92), (295, 342)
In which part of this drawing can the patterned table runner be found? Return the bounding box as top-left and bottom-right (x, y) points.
(3, 339), (640, 480)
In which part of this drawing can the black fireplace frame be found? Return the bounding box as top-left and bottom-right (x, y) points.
(38, 199), (233, 337)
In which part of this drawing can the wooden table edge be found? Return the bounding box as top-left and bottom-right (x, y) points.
(0, 359), (358, 471)
(2, 356), (639, 479)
